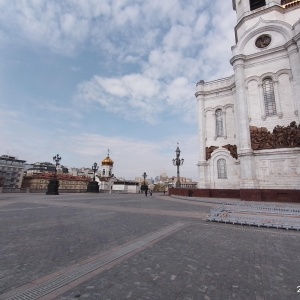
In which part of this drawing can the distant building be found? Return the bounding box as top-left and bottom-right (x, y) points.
(98, 152), (115, 192)
(0, 155), (26, 189)
(96, 152), (141, 193)
(69, 167), (96, 178)
(22, 173), (90, 191)
(26, 162), (56, 176)
(112, 180), (139, 193)
(154, 172), (194, 187)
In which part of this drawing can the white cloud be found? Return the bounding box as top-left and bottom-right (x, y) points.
(76, 74), (164, 124)
(15, 0), (230, 124)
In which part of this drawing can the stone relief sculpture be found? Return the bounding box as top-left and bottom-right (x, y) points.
(222, 144), (238, 159)
(206, 146), (218, 160)
(250, 121), (300, 150)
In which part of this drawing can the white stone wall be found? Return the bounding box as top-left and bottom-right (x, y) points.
(196, 1), (300, 190)
(112, 183), (139, 193)
(254, 148), (300, 189)
(246, 71), (297, 130)
(112, 184), (126, 192)
(208, 149), (240, 189)
(203, 77), (236, 148)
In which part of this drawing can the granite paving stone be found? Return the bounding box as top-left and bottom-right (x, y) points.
(0, 193), (299, 300)
(58, 223), (300, 300)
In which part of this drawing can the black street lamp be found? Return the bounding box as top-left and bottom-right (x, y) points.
(172, 143), (184, 188)
(46, 154), (61, 195)
(141, 172), (148, 192)
(143, 172), (147, 185)
(92, 162), (99, 181)
(53, 154), (61, 175)
(87, 162), (100, 193)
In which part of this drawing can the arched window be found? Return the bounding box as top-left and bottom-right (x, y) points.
(262, 78), (277, 116)
(102, 169), (105, 175)
(250, 0), (266, 11)
(217, 159), (227, 179)
(216, 109), (223, 137)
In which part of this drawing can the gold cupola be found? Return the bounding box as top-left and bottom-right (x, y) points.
(101, 149), (114, 166)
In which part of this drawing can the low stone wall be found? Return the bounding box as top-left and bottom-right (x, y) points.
(168, 188), (240, 199)
(169, 188), (300, 203)
(240, 189), (300, 203)
(1, 188), (87, 193)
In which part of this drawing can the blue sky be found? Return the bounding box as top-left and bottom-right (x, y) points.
(0, 0), (236, 180)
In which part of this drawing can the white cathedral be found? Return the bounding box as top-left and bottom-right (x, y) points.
(195, 0), (300, 201)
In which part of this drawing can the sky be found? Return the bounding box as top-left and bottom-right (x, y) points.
(0, 0), (236, 181)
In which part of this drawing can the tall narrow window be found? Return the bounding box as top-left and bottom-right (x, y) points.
(217, 159), (227, 179)
(262, 78), (277, 116)
(102, 169), (105, 175)
(250, 0), (266, 11)
(216, 109), (223, 137)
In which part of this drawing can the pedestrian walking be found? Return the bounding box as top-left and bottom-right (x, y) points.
(145, 189), (148, 196)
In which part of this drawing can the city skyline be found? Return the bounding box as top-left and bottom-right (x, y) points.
(0, 1), (236, 181)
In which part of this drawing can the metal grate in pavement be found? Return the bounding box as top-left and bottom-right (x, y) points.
(3, 222), (185, 300)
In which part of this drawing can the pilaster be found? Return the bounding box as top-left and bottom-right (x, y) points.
(195, 80), (210, 188)
(231, 55), (259, 188)
(197, 161), (210, 189)
(195, 81), (206, 162)
(286, 42), (300, 123)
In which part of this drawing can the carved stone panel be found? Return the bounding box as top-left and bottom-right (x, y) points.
(206, 146), (218, 160)
(259, 160), (270, 176)
(250, 121), (300, 150)
(287, 158), (299, 175)
(222, 144), (238, 159)
(270, 160), (286, 176)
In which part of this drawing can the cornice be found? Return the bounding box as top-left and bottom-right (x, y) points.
(230, 54), (246, 66)
(234, 5), (285, 42)
(294, 32), (300, 42)
(195, 83), (236, 98)
(231, 42), (293, 66)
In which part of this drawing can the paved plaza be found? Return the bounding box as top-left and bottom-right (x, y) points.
(0, 193), (299, 300)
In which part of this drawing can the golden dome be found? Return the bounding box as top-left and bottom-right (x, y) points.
(101, 156), (114, 166)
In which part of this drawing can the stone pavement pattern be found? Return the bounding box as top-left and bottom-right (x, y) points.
(0, 193), (299, 300)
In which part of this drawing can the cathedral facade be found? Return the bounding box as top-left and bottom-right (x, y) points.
(196, 0), (300, 200)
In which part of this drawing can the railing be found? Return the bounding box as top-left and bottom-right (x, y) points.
(207, 205), (300, 230)
(281, 0), (296, 4)
(281, 0), (300, 8)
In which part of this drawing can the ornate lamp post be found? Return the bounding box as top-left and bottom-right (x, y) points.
(87, 162), (100, 193)
(46, 154), (61, 195)
(172, 143), (184, 188)
(143, 172), (147, 185)
(141, 172), (148, 193)
(92, 162), (99, 181)
(53, 154), (61, 174)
